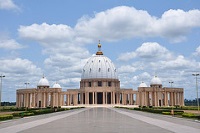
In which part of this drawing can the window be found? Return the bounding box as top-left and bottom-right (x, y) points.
(98, 81), (102, 87)
(108, 68), (110, 72)
(108, 81), (112, 87)
(99, 60), (100, 62)
(99, 68), (101, 72)
(90, 68), (92, 72)
(89, 82), (92, 87)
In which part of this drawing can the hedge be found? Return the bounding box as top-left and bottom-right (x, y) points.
(0, 114), (13, 121)
(162, 112), (171, 115)
(182, 113), (196, 118)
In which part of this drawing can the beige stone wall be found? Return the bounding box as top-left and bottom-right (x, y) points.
(16, 83), (184, 108)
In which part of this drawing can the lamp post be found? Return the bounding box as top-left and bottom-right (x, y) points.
(192, 73), (199, 113)
(169, 81), (174, 88)
(169, 81), (174, 115)
(0, 74), (5, 107)
(24, 82), (30, 89)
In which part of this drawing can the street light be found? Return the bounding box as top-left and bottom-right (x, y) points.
(169, 81), (174, 115)
(24, 82), (30, 89)
(0, 74), (5, 107)
(192, 73), (199, 114)
(169, 81), (174, 88)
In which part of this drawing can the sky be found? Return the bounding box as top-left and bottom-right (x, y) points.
(0, 0), (200, 102)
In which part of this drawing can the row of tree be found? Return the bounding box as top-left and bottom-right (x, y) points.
(184, 98), (200, 106)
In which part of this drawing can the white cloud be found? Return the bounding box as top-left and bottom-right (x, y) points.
(159, 55), (199, 70)
(118, 65), (136, 73)
(0, 38), (24, 50)
(117, 52), (136, 61)
(75, 6), (200, 43)
(118, 42), (172, 61)
(0, 0), (20, 11)
(18, 23), (75, 44)
(0, 58), (41, 74)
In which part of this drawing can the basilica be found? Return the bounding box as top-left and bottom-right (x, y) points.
(16, 42), (184, 108)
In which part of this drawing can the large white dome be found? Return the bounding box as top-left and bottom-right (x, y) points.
(81, 55), (118, 79)
(150, 76), (162, 85)
(81, 43), (118, 79)
(38, 77), (49, 87)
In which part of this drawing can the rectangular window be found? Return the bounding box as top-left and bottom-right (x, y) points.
(98, 81), (102, 87)
(108, 81), (112, 87)
(89, 82), (92, 87)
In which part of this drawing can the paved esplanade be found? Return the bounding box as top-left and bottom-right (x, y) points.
(0, 108), (200, 133)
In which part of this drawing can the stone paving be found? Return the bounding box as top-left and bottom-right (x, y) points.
(0, 107), (199, 133)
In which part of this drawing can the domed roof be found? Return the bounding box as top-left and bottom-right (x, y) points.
(38, 76), (49, 87)
(53, 83), (61, 88)
(139, 82), (147, 87)
(81, 42), (118, 79)
(150, 76), (162, 85)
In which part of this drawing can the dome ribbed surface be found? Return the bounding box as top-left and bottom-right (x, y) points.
(81, 55), (118, 79)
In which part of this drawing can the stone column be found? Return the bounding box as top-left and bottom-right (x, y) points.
(93, 92), (95, 104)
(80, 93), (83, 104)
(84, 92), (87, 105)
(46, 93), (49, 107)
(95, 92), (97, 104)
(174, 92), (177, 105)
(154, 92), (157, 106)
(103, 91), (105, 104)
(58, 93), (61, 106)
(51, 93), (53, 107)
(67, 94), (70, 106)
(113, 91), (115, 104)
(106, 92), (107, 104)
(32, 93), (35, 107)
(111, 92), (113, 104)
(171, 92), (174, 106)
(24, 93), (27, 107)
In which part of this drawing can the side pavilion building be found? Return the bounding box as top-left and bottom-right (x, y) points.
(16, 43), (184, 108)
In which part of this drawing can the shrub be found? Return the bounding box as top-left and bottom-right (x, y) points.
(182, 113), (196, 118)
(31, 109), (54, 115)
(23, 112), (34, 117)
(0, 114), (13, 121)
(162, 112), (171, 115)
(12, 112), (21, 117)
(174, 110), (184, 115)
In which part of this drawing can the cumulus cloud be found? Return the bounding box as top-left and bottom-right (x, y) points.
(18, 23), (75, 44)
(0, 0), (20, 11)
(0, 38), (24, 50)
(18, 6), (200, 44)
(75, 6), (200, 43)
(0, 58), (41, 74)
(118, 42), (172, 61)
(118, 65), (137, 73)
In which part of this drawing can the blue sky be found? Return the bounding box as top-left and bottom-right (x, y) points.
(0, 0), (200, 102)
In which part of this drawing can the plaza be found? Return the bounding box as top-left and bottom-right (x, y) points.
(0, 107), (199, 133)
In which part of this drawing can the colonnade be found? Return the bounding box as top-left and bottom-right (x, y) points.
(138, 89), (184, 107)
(16, 91), (63, 108)
(16, 88), (184, 108)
